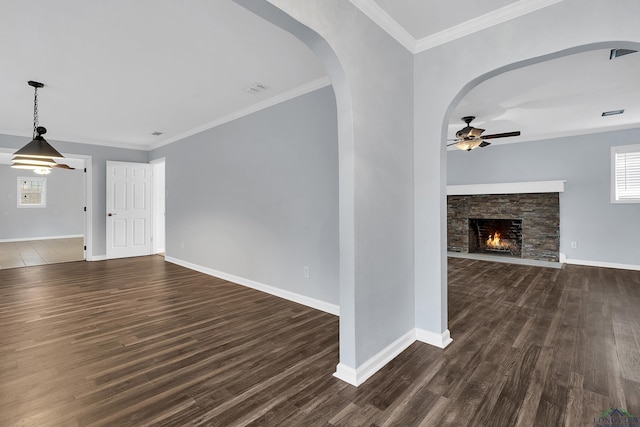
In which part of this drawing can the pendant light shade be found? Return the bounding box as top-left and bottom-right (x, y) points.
(13, 127), (64, 159)
(11, 156), (57, 167)
(11, 81), (73, 173)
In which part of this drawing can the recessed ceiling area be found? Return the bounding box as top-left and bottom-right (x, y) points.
(448, 48), (640, 147)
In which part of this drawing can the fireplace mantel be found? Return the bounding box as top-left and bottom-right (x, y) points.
(447, 180), (565, 196)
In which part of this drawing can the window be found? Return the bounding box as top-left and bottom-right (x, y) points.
(612, 144), (640, 203)
(17, 177), (47, 208)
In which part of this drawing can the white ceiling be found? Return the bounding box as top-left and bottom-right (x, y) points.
(0, 0), (638, 157)
(448, 48), (640, 147)
(0, 0), (326, 150)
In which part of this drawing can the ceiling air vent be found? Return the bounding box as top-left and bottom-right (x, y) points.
(610, 48), (637, 59)
(244, 83), (270, 95)
(602, 109), (624, 117)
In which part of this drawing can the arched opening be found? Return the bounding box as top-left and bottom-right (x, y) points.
(232, 0), (358, 380)
(442, 40), (640, 332)
(442, 41), (640, 148)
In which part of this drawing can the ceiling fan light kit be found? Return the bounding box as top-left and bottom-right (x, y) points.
(455, 139), (483, 151)
(11, 81), (73, 174)
(448, 116), (521, 151)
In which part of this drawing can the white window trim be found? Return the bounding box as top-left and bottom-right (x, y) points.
(17, 176), (47, 208)
(611, 144), (640, 204)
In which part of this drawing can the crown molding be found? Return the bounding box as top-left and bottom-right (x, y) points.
(148, 76), (331, 150)
(415, 0), (564, 53)
(350, 0), (563, 54)
(0, 128), (147, 151)
(348, 0), (416, 52)
(1, 78), (332, 152)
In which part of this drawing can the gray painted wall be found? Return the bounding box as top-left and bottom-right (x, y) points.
(0, 165), (84, 240)
(448, 128), (640, 267)
(261, 0), (416, 370)
(150, 86), (340, 306)
(0, 134), (148, 256)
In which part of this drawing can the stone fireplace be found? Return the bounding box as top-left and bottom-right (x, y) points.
(447, 183), (562, 262)
(468, 218), (523, 258)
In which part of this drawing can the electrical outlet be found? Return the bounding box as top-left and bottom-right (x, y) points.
(303, 266), (310, 279)
(571, 242), (577, 249)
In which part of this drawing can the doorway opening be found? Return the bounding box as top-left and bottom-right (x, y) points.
(0, 148), (91, 268)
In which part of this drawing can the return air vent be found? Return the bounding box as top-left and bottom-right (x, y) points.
(610, 48), (637, 59)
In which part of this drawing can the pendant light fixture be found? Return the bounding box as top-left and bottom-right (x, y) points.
(11, 81), (73, 174)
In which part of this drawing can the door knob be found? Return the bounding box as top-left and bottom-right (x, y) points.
(108, 213), (116, 217)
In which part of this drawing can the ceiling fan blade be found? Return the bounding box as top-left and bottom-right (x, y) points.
(53, 162), (75, 170)
(468, 128), (485, 138)
(481, 131), (521, 140)
(446, 141), (459, 146)
(479, 141), (491, 148)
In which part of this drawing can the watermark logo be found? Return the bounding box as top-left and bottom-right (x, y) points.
(593, 408), (640, 427)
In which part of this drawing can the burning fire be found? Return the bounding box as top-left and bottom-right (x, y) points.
(486, 231), (502, 248)
(485, 231), (515, 252)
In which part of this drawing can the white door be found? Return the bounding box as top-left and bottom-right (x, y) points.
(106, 161), (152, 259)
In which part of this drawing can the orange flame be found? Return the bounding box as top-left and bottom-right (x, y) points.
(486, 231), (502, 248)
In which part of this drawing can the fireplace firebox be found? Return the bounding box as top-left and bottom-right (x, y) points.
(468, 218), (523, 258)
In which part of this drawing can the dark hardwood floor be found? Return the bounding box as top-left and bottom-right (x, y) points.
(0, 256), (639, 426)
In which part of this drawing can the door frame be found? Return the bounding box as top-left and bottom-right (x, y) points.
(68, 153), (92, 261)
(150, 157), (166, 255)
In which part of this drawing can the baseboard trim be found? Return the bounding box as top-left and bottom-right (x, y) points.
(0, 234), (83, 243)
(333, 363), (359, 386)
(333, 327), (452, 387)
(87, 255), (107, 261)
(416, 328), (453, 348)
(565, 258), (640, 271)
(333, 329), (416, 387)
(164, 256), (340, 316)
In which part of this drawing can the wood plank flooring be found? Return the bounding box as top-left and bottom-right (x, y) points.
(0, 256), (639, 426)
(0, 237), (84, 269)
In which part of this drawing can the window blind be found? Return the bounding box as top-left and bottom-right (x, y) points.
(614, 150), (640, 201)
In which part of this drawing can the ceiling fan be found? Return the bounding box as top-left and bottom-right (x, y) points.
(447, 116), (521, 151)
